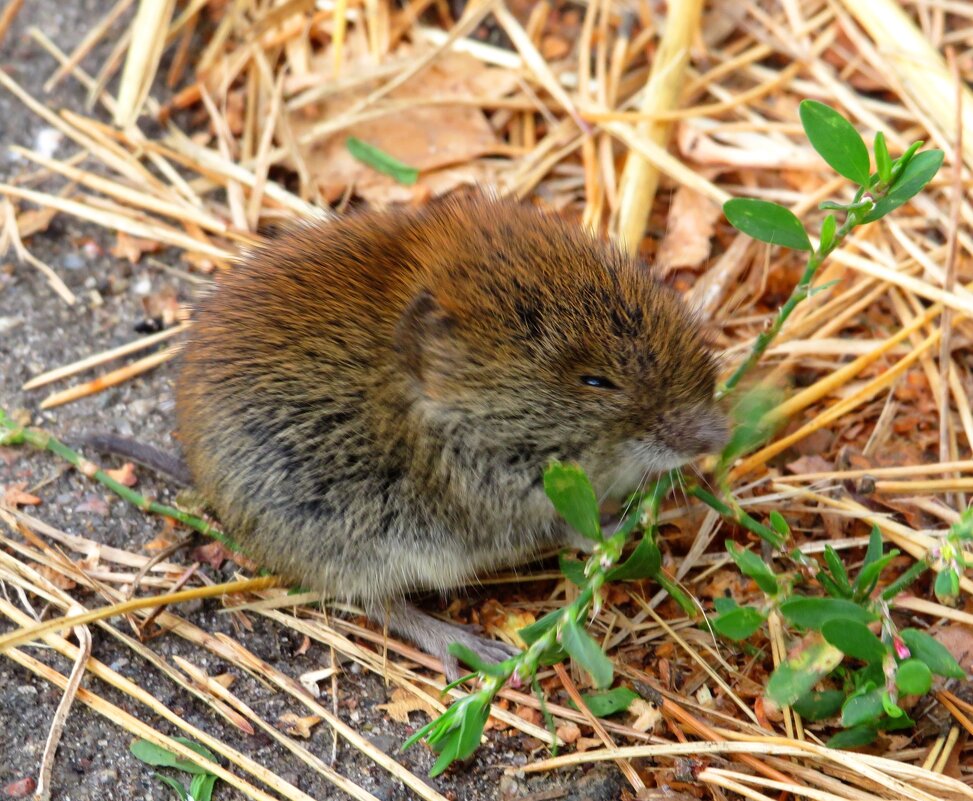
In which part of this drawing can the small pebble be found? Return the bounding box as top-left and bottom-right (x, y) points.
(62, 253), (86, 271)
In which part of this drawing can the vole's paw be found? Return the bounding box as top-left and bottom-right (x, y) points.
(438, 626), (521, 683)
(379, 600), (520, 683)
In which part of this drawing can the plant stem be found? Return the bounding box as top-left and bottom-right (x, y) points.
(0, 409), (244, 553)
(716, 208), (865, 399)
(690, 486), (785, 549)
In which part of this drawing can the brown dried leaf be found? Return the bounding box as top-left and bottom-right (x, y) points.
(192, 540), (230, 569)
(657, 187), (721, 274)
(289, 48), (513, 204)
(555, 722), (581, 744)
(3, 484), (40, 507)
(30, 563), (77, 590)
(784, 455), (833, 475)
(111, 231), (163, 264)
(144, 532), (180, 552)
(377, 687), (439, 724)
(278, 712), (321, 738)
(628, 698), (662, 733)
(105, 462), (138, 487)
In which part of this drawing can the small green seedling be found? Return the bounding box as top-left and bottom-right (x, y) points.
(130, 738), (221, 801)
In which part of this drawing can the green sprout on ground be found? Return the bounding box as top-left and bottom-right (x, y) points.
(129, 738), (221, 801)
(405, 100), (953, 771)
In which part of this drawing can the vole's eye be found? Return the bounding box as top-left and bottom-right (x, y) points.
(580, 375), (620, 390)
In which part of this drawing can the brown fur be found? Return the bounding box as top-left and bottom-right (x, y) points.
(177, 195), (726, 610)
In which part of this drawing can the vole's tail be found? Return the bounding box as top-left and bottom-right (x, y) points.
(84, 433), (192, 487)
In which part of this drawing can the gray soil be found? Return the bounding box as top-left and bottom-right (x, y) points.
(0, 3), (626, 800)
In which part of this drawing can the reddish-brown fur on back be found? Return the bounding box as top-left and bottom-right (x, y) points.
(176, 196), (726, 604)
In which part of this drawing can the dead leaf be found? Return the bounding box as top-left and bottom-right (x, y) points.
(289, 47), (513, 204)
(144, 532), (180, 552)
(278, 712), (321, 738)
(934, 624), (973, 675)
(657, 187), (721, 274)
(3, 484), (40, 507)
(628, 698), (662, 732)
(377, 687), (439, 724)
(192, 540), (230, 570)
(111, 231), (163, 264)
(555, 722), (581, 744)
(784, 455), (833, 475)
(575, 736), (602, 752)
(295, 635), (311, 656)
(30, 563), (77, 590)
(2, 778), (37, 798)
(105, 462), (138, 487)
(515, 705), (542, 726)
(76, 495), (109, 515)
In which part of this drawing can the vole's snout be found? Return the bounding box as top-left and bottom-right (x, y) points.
(664, 405), (729, 458)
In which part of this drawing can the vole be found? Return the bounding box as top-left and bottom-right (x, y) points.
(95, 196), (727, 677)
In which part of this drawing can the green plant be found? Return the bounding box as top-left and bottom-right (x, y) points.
(406, 101), (950, 771)
(718, 100), (943, 399)
(129, 738), (221, 801)
(711, 523), (967, 746)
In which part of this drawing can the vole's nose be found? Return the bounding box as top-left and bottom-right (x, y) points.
(697, 408), (729, 455)
(666, 405), (728, 457)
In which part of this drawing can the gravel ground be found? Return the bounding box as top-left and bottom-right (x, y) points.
(0, 3), (626, 800)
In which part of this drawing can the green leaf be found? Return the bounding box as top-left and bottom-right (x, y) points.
(721, 388), (782, 466)
(934, 568), (960, 605)
(447, 642), (513, 678)
(862, 149), (944, 223)
(726, 541), (779, 595)
(713, 596), (739, 614)
(841, 688), (885, 727)
(543, 461), (602, 542)
(712, 606), (766, 641)
(519, 607), (561, 646)
(561, 617), (613, 688)
(891, 140), (924, 180)
(895, 659), (932, 696)
(171, 738), (218, 765)
(853, 526), (890, 599)
(559, 553), (586, 586)
(429, 734), (461, 778)
(189, 773), (218, 801)
(799, 100), (871, 186)
(881, 559), (928, 600)
(792, 689), (845, 721)
(345, 137), (419, 185)
(823, 546), (852, 597)
(821, 619), (887, 663)
(874, 132), (892, 184)
(607, 535), (662, 581)
(900, 628), (966, 679)
(779, 597), (877, 631)
(153, 774), (189, 801)
(827, 725), (878, 749)
(454, 698), (490, 762)
(766, 637), (844, 706)
(818, 214), (837, 251)
(881, 690), (905, 718)
(129, 740), (210, 775)
(724, 198), (812, 251)
(769, 511), (790, 538)
(574, 687), (639, 717)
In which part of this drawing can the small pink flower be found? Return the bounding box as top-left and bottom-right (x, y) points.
(893, 636), (910, 660)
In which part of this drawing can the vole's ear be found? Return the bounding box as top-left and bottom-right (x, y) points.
(396, 290), (463, 387)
